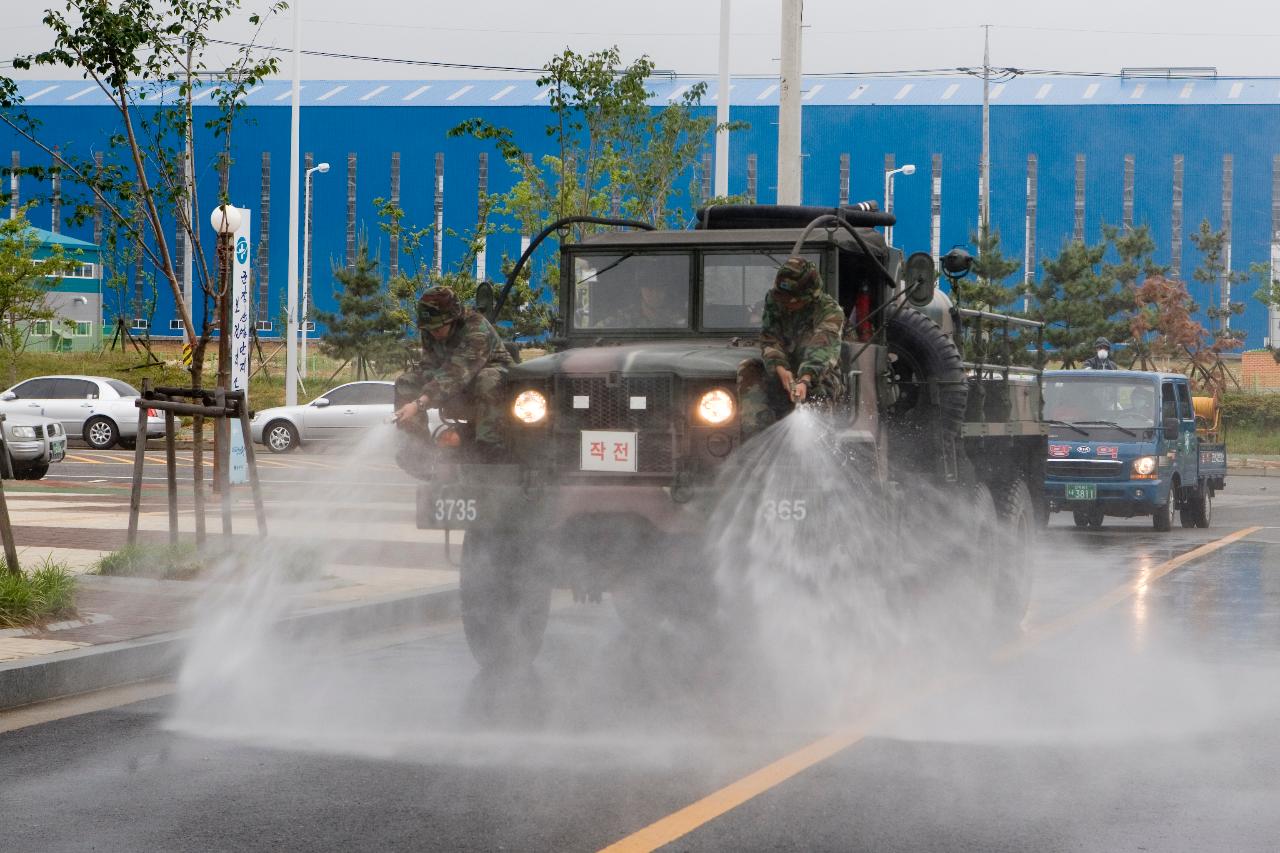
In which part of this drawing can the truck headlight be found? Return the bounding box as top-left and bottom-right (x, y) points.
(697, 389), (735, 425)
(512, 389), (548, 424)
(9, 426), (35, 439)
(1132, 455), (1157, 477)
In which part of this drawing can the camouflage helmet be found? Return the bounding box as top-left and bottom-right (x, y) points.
(417, 287), (463, 329)
(772, 257), (821, 299)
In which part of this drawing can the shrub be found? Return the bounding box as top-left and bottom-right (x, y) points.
(95, 543), (203, 581)
(1221, 393), (1280, 430)
(0, 559), (77, 628)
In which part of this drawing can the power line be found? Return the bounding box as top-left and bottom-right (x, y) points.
(208, 39), (548, 74)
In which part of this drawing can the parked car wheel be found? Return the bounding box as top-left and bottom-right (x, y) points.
(83, 416), (120, 450)
(265, 420), (299, 453)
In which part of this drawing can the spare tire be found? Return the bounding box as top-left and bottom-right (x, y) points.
(884, 306), (967, 476)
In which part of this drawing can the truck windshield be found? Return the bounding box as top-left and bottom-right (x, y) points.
(1044, 377), (1158, 429)
(702, 250), (820, 328)
(572, 253), (691, 331)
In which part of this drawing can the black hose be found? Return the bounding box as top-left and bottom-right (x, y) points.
(491, 216), (654, 321)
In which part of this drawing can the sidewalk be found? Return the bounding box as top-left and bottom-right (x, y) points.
(0, 480), (461, 708)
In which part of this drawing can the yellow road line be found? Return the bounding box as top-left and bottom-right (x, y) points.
(599, 525), (1263, 853)
(63, 453), (101, 464)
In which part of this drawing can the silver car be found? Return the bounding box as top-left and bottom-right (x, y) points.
(0, 375), (167, 450)
(250, 381), (438, 453)
(0, 411), (66, 480)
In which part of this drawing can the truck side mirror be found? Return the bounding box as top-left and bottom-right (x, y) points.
(1163, 416), (1179, 441)
(903, 252), (936, 307)
(474, 280), (496, 316)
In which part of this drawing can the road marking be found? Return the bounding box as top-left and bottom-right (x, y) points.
(598, 525), (1263, 853)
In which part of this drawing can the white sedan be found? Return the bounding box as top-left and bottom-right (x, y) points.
(250, 381), (440, 453)
(0, 375), (166, 450)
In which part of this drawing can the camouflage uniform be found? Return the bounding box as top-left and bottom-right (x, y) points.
(737, 258), (846, 436)
(399, 291), (513, 446)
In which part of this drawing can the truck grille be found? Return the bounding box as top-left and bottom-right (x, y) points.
(1046, 459), (1125, 479)
(554, 375), (674, 430)
(552, 375), (677, 474)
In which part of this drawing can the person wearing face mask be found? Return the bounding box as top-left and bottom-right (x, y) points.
(1083, 336), (1119, 370)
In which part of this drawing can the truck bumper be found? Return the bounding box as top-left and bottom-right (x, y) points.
(416, 466), (719, 534)
(1045, 479), (1168, 518)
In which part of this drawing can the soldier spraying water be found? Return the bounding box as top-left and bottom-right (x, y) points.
(736, 257), (846, 437)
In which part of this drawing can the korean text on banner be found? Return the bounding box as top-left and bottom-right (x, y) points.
(229, 210), (252, 485)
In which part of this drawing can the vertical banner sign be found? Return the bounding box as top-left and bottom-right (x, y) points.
(230, 210), (252, 485)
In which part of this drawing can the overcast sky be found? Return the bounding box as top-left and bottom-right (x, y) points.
(4, 0), (1280, 81)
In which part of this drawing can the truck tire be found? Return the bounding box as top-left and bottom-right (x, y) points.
(460, 529), (551, 671)
(992, 478), (1035, 632)
(1188, 485), (1212, 529)
(884, 307), (967, 473)
(1152, 482), (1176, 532)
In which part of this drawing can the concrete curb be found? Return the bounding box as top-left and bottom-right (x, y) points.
(0, 584), (459, 712)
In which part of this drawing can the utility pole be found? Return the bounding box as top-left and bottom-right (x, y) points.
(714, 0), (731, 198)
(980, 23), (992, 238)
(285, 0), (302, 406)
(777, 0), (803, 204)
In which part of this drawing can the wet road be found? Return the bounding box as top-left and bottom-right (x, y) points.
(3, 478), (1279, 852)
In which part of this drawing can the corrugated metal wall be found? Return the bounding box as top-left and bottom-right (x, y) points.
(5, 96), (1279, 346)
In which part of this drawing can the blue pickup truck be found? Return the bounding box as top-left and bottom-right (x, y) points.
(1042, 370), (1227, 531)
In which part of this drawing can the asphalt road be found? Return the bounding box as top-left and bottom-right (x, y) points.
(3, 477), (1279, 852)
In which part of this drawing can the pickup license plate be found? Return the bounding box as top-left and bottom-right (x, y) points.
(50, 438), (66, 463)
(580, 430), (637, 473)
(1065, 483), (1096, 501)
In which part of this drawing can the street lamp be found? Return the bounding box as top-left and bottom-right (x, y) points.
(210, 203), (242, 496)
(883, 163), (916, 247)
(300, 161), (329, 380)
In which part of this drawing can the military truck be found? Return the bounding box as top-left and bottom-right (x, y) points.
(399, 204), (1047, 669)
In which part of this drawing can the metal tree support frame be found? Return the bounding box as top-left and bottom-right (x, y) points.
(127, 380), (267, 548)
(0, 414), (21, 574)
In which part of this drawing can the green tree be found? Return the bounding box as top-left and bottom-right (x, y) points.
(1028, 236), (1129, 368)
(1248, 260), (1280, 360)
(956, 227), (1020, 311)
(1101, 224), (1165, 367)
(0, 207), (77, 382)
(450, 46), (744, 304)
(313, 240), (407, 380)
(0, 0), (283, 391)
(1188, 219), (1247, 352)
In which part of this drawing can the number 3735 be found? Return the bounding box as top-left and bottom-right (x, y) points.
(760, 498), (808, 522)
(434, 498), (478, 523)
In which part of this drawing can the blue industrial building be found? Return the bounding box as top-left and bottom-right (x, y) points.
(4, 74), (1279, 346)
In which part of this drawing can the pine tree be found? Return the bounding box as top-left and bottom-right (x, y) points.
(1101, 224), (1166, 368)
(955, 227), (1020, 311)
(314, 241), (407, 379)
(1189, 219), (1248, 352)
(1028, 236), (1130, 368)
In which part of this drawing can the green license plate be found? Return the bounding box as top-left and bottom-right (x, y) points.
(1065, 483), (1096, 501)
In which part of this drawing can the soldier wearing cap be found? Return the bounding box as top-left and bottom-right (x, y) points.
(736, 257), (846, 437)
(393, 286), (514, 451)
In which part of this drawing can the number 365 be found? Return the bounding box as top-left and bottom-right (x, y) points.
(761, 498), (807, 521)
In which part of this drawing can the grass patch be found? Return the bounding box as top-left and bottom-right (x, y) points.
(94, 542), (204, 581)
(1225, 424), (1280, 456)
(93, 542), (325, 582)
(0, 558), (77, 628)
